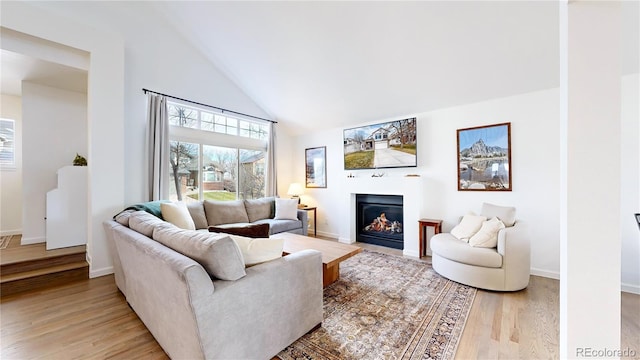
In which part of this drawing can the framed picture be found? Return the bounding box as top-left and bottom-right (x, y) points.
(343, 117), (417, 170)
(457, 122), (511, 191)
(305, 146), (327, 188)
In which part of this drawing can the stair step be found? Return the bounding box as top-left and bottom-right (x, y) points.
(1, 261), (88, 283)
(1, 261), (89, 297)
(1, 252), (87, 276)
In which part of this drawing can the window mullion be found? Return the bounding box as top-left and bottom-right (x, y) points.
(199, 144), (204, 201)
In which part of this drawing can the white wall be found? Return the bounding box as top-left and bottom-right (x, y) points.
(621, 73), (640, 292)
(4, 2), (270, 276)
(285, 77), (639, 291)
(21, 82), (87, 244)
(286, 88), (561, 276)
(27, 2), (272, 205)
(0, 94), (23, 235)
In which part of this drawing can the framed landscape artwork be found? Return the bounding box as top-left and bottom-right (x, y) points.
(305, 146), (327, 188)
(457, 122), (511, 191)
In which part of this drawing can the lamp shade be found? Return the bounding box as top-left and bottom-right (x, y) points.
(287, 183), (304, 196)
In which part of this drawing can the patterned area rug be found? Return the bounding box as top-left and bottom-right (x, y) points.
(0, 235), (13, 249)
(278, 250), (476, 360)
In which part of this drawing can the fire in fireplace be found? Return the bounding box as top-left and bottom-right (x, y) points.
(356, 194), (404, 249)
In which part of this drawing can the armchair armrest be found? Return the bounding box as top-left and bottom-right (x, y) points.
(497, 220), (530, 290)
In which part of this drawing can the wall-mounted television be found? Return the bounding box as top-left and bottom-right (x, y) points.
(343, 117), (417, 170)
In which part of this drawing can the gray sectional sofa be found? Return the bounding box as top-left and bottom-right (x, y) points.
(188, 197), (308, 235)
(103, 198), (322, 359)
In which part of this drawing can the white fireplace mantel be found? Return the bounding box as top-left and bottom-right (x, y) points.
(339, 176), (425, 258)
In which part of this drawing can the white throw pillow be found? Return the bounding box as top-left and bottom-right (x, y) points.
(161, 202), (196, 230)
(469, 217), (505, 248)
(450, 213), (487, 242)
(274, 198), (299, 220)
(229, 235), (284, 266)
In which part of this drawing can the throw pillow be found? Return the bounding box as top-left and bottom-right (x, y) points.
(129, 210), (166, 237)
(274, 198), (298, 220)
(208, 223), (271, 238)
(152, 222), (246, 281)
(450, 213), (487, 242)
(229, 235), (284, 266)
(161, 202), (196, 230)
(480, 203), (516, 227)
(114, 209), (135, 226)
(244, 197), (275, 222)
(469, 217), (506, 248)
(204, 199), (250, 226)
(186, 201), (208, 230)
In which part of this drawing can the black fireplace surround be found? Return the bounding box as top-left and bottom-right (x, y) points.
(356, 194), (404, 250)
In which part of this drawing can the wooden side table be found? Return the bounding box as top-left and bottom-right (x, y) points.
(300, 207), (317, 237)
(418, 218), (443, 257)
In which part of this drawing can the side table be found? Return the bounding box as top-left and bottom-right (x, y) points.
(300, 206), (317, 237)
(418, 218), (443, 257)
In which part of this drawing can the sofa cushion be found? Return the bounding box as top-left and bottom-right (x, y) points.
(481, 203), (516, 227)
(114, 209), (135, 226)
(129, 211), (166, 237)
(208, 223), (271, 238)
(274, 198), (298, 220)
(469, 217), (505, 248)
(152, 222), (246, 281)
(161, 202), (196, 230)
(450, 213), (486, 241)
(431, 233), (503, 268)
(254, 219), (302, 235)
(228, 235), (284, 266)
(244, 197), (275, 223)
(204, 200), (250, 226)
(187, 201), (208, 229)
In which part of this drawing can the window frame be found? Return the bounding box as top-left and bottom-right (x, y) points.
(0, 118), (16, 170)
(167, 100), (270, 201)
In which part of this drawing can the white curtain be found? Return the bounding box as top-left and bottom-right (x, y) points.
(146, 93), (169, 201)
(266, 122), (278, 196)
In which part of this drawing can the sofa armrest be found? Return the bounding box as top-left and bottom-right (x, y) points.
(109, 221), (213, 360)
(497, 221), (530, 289)
(191, 250), (323, 359)
(297, 209), (309, 236)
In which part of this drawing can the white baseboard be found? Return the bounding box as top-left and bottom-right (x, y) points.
(316, 230), (338, 239)
(530, 268), (639, 294)
(20, 236), (45, 245)
(338, 236), (355, 244)
(622, 283), (640, 294)
(90, 266), (114, 278)
(403, 249), (420, 259)
(530, 268), (560, 280)
(0, 229), (21, 236)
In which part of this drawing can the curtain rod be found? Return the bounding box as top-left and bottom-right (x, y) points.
(142, 88), (276, 124)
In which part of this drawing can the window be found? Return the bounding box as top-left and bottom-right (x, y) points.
(0, 119), (15, 169)
(168, 102), (268, 139)
(167, 101), (269, 202)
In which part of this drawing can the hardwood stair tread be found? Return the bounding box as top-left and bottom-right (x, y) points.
(1, 261), (89, 283)
(1, 243), (86, 266)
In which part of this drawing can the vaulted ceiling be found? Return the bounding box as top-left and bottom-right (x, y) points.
(154, 1), (563, 134)
(16, 1), (638, 135)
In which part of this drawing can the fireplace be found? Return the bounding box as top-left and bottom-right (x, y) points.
(356, 194), (404, 249)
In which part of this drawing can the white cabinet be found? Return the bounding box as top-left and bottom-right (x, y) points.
(46, 166), (88, 250)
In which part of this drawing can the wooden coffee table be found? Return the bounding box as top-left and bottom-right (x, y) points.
(278, 232), (362, 288)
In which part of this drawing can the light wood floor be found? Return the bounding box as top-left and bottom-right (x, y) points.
(1, 239), (638, 359)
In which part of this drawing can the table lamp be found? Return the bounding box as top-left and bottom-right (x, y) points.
(287, 183), (304, 205)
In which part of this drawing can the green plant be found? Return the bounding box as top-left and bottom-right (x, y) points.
(73, 153), (87, 166)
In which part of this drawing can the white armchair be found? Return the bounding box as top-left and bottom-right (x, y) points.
(430, 204), (530, 291)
